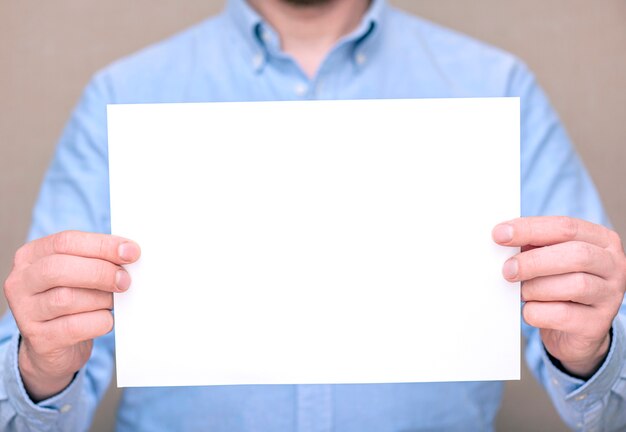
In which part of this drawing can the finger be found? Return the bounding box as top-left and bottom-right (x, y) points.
(16, 231), (140, 266)
(522, 301), (605, 339)
(37, 310), (114, 352)
(33, 288), (113, 322)
(503, 241), (614, 282)
(521, 273), (608, 306)
(493, 216), (612, 249)
(23, 255), (131, 294)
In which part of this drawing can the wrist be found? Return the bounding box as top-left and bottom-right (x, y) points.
(18, 341), (74, 402)
(557, 333), (611, 380)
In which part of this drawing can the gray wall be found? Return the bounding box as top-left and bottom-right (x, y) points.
(1, 1), (625, 431)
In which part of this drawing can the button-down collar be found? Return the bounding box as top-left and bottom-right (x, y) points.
(226, 0), (386, 73)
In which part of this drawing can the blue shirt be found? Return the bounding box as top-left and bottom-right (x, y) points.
(2, 0), (626, 431)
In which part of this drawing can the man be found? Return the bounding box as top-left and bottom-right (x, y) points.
(1, 0), (625, 430)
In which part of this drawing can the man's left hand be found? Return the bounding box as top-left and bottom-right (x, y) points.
(493, 216), (626, 378)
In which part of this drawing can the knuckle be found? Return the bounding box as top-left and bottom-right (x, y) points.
(61, 317), (80, 340)
(3, 272), (19, 301)
(91, 262), (113, 289)
(608, 278), (626, 299)
(608, 230), (623, 248)
(13, 245), (29, 267)
(52, 230), (77, 255)
(575, 273), (593, 299)
(558, 216), (578, 240)
(524, 251), (541, 275)
(40, 256), (63, 285)
(97, 237), (109, 259)
(50, 287), (74, 311)
(572, 242), (592, 268)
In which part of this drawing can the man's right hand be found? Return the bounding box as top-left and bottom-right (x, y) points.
(2, 231), (140, 401)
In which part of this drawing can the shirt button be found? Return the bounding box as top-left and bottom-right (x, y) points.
(574, 393), (587, 401)
(551, 378), (559, 386)
(355, 52), (367, 65)
(60, 404), (72, 413)
(261, 30), (272, 43)
(294, 83), (308, 97)
(252, 53), (264, 70)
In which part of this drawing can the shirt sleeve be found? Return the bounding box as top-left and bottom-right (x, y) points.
(511, 60), (626, 431)
(0, 72), (117, 431)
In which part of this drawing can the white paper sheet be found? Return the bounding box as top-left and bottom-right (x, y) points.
(108, 98), (520, 387)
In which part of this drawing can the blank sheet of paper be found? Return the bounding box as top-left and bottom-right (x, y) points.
(108, 98), (520, 387)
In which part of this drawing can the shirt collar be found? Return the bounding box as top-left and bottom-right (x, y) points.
(226, 0), (386, 72)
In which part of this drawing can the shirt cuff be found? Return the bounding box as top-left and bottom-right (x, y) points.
(543, 317), (626, 410)
(2, 333), (85, 430)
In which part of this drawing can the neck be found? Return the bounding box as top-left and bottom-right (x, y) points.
(247, 0), (370, 78)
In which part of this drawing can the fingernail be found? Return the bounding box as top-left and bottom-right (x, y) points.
(116, 270), (131, 292)
(493, 224), (514, 243)
(503, 258), (519, 280)
(118, 242), (140, 262)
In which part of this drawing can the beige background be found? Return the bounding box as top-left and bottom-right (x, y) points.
(1, 1), (625, 431)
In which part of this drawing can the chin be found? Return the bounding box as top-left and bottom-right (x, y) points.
(281, 0), (335, 6)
